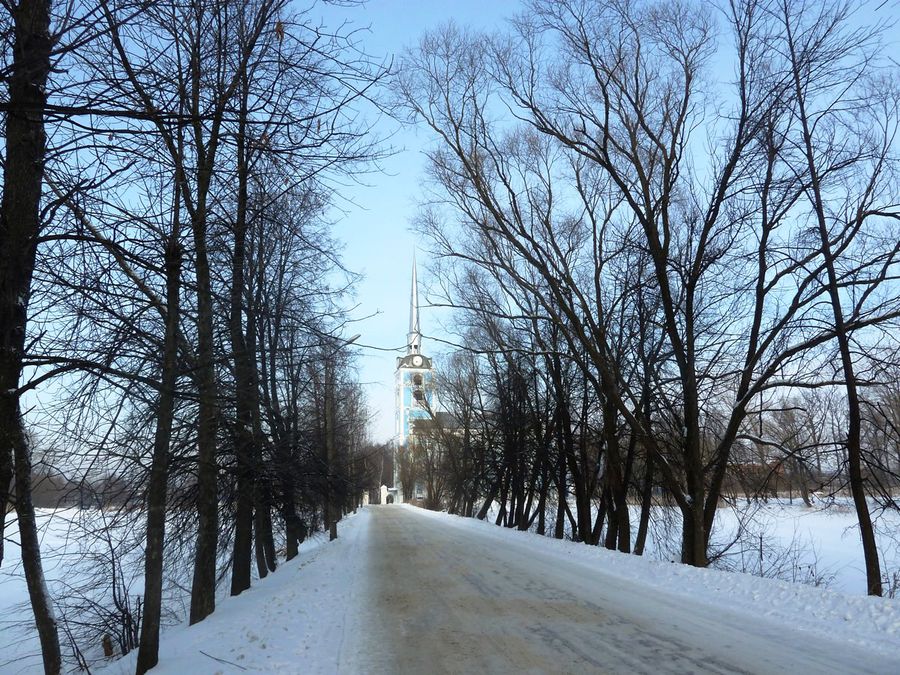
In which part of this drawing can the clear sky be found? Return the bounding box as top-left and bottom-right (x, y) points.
(319, 1), (521, 442)
(325, 0), (900, 444)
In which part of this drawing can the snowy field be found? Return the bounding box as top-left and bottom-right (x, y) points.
(1, 509), (84, 674)
(640, 498), (900, 596)
(1, 501), (899, 673)
(0, 510), (334, 674)
(712, 498), (900, 595)
(490, 497), (900, 596)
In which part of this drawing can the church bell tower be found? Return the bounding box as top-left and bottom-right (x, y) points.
(393, 255), (433, 501)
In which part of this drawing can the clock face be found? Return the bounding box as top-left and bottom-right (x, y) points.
(412, 355), (423, 367)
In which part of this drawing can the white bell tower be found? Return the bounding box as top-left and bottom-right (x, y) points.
(392, 255), (433, 502)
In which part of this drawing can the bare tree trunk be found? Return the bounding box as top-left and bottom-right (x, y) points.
(282, 478), (302, 560)
(250, 481), (277, 575)
(601, 487), (614, 549)
(261, 491), (277, 572)
(603, 396), (630, 552)
(785, 14), (882, 597)
(13, 425), (61, 674)
(254, 504), (267, 579)
(136, 234), (182, 674)
(553, 449), (566, 540)
(495, 471), (508, 526)
(324, 357), (338, 541)
(535, 459), (549, 536)
(634, 454), (653, 556)
(476, 480), (498, 520)
(189, 173), (219, 621)
(0, 460), (10, 565)
(0, 1), (61, 670)
(230, 73), (254, 597)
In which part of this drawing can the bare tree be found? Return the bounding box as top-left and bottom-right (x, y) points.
(774, 0), (900, 596)
(396, 0), (900, 570)
(0, 0), (63, 670)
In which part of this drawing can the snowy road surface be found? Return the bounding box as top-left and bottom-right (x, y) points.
(362, 506), (898, 674)
(87, 504), (899, 675)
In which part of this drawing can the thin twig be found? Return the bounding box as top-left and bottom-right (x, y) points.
(199, 650), (248, 671)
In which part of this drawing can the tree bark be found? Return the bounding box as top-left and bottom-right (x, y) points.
(603, 396), (630, 552)
(229, 73), (254, 597)
(785, 14), (882, 596)
(189, 169), (219, 623)
(0, 0), (61, 670)
(634, 454), (653, 556)
(136, 234), (182, 674)
(324, 357), (338, 540)
(254, 487), (277, 574)
(554, 456), (566, 540)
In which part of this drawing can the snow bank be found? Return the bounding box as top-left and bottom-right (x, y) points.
(412, 505), (900, 662)
(95, 510), (371, 675)
(486, 498), (900, 596)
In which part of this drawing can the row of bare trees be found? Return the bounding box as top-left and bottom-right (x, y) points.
(1, 0), (381, 672)
(395, 0), (900, 596)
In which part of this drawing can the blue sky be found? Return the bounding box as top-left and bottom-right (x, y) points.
(320, 0), (900, 443)
(319, 1), (521, 441)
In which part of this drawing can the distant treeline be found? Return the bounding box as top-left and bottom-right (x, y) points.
(11, 469), (135, 510)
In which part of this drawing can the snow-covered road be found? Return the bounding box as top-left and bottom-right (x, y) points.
(88, 504), (899, 674)
(363, 506), (898, 674)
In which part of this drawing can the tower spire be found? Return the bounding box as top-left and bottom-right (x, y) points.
(407, 253), (421, 354)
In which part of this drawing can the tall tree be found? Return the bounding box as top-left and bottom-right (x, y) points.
(778, 0), (900, 595)
(396, 0), (900, 567)
(101, 0), (285, 622)
(0, 0), (62, 671)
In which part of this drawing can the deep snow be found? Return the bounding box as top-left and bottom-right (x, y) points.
(94, 511), (371, 674)
(2, 503), (899, 673)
